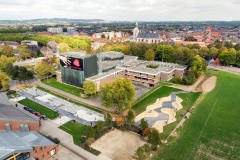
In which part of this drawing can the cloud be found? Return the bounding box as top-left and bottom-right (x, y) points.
(0, 0), (239, 21)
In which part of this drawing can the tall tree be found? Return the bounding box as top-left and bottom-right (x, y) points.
(83, 80), (96, 97)
(219, 50), (236, 66)
(145, 49), (155, 61)
(99, 77), (135, 112)
(18, 45), (32, 60)
(83, 126), (96, 139)
(0, 55), (16, 70)
(235, 51), (240, 67)
(0, 72), (10, 91)
(104, 113), (113, 127)
(34, 61), (55, 80)
(126, 110), (135, 126)
(1, 44), (15, 57)
(148, 130), (161, 149)
(139, 118), (148, 131)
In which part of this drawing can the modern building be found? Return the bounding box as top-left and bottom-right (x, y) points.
(87, 51), (187, 90)
(57, 52), (98, 87)
(57, 51), (187, 90)
(0, 93), (58, 160)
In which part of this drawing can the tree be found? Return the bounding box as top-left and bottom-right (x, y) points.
(126, 110), (135, 126)
(148, 130), (161, 149)
(1, 44), (15, 57)
(34, 61), (55, 80)
(17, 66), (34, 81)
(83, 80), (96, 97)
(0, 55), (16, 70)
(225, 41), (234, 49)
(139, 118), (148, 131)
(235, 51), (240, 67)
(95, 121), (105, 132)
(182, 69), (196, 85)
(145, 49), (155, 61)
(134, 147), (147, 160)
(59, 42), (70, 53)
(209, 47), (218, 59)
(83, 126), (96, 139)
(184, 36), (197, 41)
(0, 72), (10, 91)
(215, 58), (220, 66)
(235, 43), (240, 51)
(156, 45), (174, 62)
(99, 77), (135, 112)
(115, 116), (125, 127)
(18, 45), (32, 60)
(104, 113), (112, 127)
(218, 50), (236, 66)
(190, 55), (206, 78)
(101, 34), (106, 39)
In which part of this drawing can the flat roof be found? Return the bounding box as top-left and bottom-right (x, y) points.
(0, 93), (39, 122)
(60, 52), (95, 59)
(0, 131), (56, 159)
(87, 68), (123, 81)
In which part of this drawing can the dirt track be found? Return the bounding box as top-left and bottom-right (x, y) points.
(201, 76), (217, 93)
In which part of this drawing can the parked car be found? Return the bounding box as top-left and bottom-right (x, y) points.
(28, 108), (35, 114)
(23, 106), (30, 111)
(40, 115), (48, 120)
(34, 112), (41, 117)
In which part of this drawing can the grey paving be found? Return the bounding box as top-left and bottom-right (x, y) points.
(134, 91), (188, 127)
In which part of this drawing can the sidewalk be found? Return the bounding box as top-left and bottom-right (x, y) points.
(40, 120), (110, 160)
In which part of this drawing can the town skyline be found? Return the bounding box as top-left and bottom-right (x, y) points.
(0, 0), (240, 21)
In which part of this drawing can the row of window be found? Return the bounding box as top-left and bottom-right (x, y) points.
(137, 38), (161, 43)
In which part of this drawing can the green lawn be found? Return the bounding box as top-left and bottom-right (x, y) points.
(154, 70), (240, 160)
(133, 86), (181, 114)
(19, 98), (59, 119)
(59, 120), (101, 155)
(42, 77), (83, 96)
(59, 120), (86, 145)
(37, 86), (102, 113)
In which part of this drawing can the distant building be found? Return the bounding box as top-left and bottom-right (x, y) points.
(92, 31), (123, 40)
(67, 27), (76, 33)
(47, 27), (63, 34)
(21, 40), (38, 46)
(0, 41), (20, 49)
(132, 23), (163, 44)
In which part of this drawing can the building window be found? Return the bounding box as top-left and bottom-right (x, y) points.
(35, 150), (37, 153)
(40, 147), (42, 151)
(42, 154), (44, 158)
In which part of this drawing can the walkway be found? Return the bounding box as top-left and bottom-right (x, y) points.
(40, 120), (111, 160)
(37, 81), (114, 113)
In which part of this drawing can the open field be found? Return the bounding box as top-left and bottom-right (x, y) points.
(42, 77), (83, 96)
(19, 98), (59, 119)
(154, 70), (240, 160)
(133, 86), (181, 114)
(90, 129), (145, 160)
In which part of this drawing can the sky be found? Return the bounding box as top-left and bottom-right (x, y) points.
(0, 0), (239, 21)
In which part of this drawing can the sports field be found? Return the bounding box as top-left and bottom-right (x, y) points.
(154, 70), (240, 160)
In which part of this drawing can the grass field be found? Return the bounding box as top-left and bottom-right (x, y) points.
(133, 86), (181, 114)
(154, 70), (240, 160)
(19, 98), (59, 119)
(59, 120), (86, 145)
(37, 86), (102, 113)
(42, 77), (83, 96)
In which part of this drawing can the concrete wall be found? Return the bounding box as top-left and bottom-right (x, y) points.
(31, 145), (58, 160)
(0, 120), (40, 132)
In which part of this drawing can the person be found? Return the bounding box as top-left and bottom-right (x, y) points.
(15, 104), (18, 107)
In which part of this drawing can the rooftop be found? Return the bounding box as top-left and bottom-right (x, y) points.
(0, 93), (39, 122)
(60, 52), (95, 59)
(0, 131), (56, 159)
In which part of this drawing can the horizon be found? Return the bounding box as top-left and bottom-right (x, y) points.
(0, 0), (240, 21)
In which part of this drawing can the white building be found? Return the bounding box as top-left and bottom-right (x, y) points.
(93, 31), (123, 40)
(47, 27), (63, 34)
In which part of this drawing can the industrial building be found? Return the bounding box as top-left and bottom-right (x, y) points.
(0, 93), (57, 160)
(57, 51), (187, 90)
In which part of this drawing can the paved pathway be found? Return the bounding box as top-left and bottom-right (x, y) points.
(40, 120), (111, 160)
(37, 81), (114, 113)
(50, 145), (85, 160)
(208, 65), (240, 75)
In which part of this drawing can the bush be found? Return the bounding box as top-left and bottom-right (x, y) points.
(170, 77), (181, 84)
